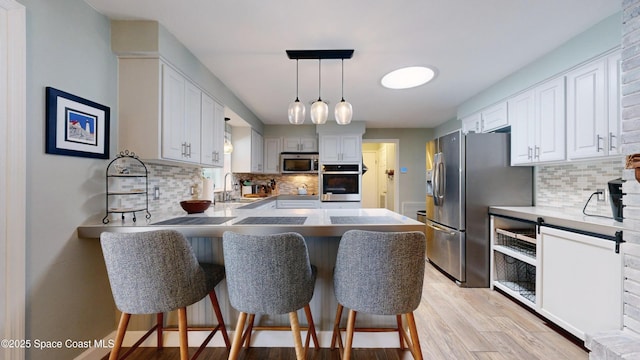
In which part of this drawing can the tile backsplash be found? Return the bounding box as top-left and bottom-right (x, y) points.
(231, 173), (319, 197)
(113, 157), (623, 221)
(111, 162), (321, 221)
(535, 158), (624, 216)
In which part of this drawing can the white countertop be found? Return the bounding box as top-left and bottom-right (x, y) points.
(78, 203), (425, 239)
(489, 206), (633, 238)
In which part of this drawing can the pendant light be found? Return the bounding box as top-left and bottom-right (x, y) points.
(335, 59), (353, 125)
(288, 59), (306, 124)
(310, 59), (328, 125)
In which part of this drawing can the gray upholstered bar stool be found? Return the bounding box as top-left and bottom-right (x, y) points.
(331, 230), (426, 360)
(100, 230), (231, 360)
(222, 231), (318, 360)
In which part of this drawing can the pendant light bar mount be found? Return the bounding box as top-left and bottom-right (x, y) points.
(286, 49), (354, 60)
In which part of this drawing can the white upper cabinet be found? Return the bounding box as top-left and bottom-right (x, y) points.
(162, 65), (202, 163)
(510, 77), (566, 165)
(263, 137), (282, 174)
(461, 112), (481, 134)
(320, 134), (361, 163)
(535, 77), (566, 163)
(461, 102), (508, 134)
(607, 51), (622, 156)
(509, 90), (536, 165)
(481, 102), (509, 133)
(183, 81), (202, 163)
(251, 130), (264, 173)
(231, 127), (263, 173)
(201, 95), (224, 167)
(118, 58), (223, 166)
(566, 59), (607, 160)
(283, 137), (318, 152)
(161, 64), (189, 161)
(564, 49), (621, 161)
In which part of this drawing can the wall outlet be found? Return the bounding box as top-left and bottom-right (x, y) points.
(596, 189), (605, 202)
(153, 186), (160, 200)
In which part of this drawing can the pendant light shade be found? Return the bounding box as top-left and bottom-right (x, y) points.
(311, 59), (328, 124)
(311, 100), (328, 125)
(335, 100), (352, 125)
(288, 59), (306, 124)
(288, 100), (305, 125)
(335, 59), (352, 125)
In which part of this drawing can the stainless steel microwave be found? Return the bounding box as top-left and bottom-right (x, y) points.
(280, 152), (319, 173)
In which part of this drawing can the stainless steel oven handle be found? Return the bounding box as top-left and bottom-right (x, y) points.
(320, 171), (361, 175)
(426, 222), (455, 236)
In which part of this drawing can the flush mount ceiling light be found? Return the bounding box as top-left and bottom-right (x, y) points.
(381, 66), (436, 89)
(286, 49), (354, 125)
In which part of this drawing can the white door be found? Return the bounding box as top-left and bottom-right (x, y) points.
(362, 151), (378, 208)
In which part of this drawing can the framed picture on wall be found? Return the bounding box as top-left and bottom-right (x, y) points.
(45, 87), (110, 159)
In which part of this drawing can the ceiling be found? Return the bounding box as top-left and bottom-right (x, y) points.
(84, 0), (620, 128)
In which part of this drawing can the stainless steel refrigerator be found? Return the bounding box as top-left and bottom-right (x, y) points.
(425, 130), (533, 287)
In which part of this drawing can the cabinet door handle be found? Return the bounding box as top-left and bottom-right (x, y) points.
(597, 135), (603, 152)
(181, 142), (187, 157)
(480, 119), (484, 132)
(609, 132), (616, 151)
(527, 146), (532, 160)
(534, 146), (540, 160)
(186, 143), (191, 158)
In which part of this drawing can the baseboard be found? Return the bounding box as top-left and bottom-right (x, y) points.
(75, 329), (401, 358)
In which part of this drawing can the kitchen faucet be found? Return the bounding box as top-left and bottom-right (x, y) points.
(223, 172), (232, 202)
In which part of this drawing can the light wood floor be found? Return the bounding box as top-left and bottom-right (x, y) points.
(106, 262), (588, 360)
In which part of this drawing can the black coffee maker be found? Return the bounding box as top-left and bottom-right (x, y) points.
(608, 178), (623, 222)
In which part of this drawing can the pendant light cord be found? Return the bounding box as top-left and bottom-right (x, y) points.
(341, 59), (345, 101)
(295, 59), (300, 101)
(317, 59), (322, 101)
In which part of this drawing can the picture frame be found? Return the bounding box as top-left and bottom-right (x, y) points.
(45, 87), (110, 159)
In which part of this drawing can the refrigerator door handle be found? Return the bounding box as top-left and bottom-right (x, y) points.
(426, 221), (455, 236)
(436, 158), (445, 204)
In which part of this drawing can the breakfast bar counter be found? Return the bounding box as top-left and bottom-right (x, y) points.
(77, 205), (425, 238)
(78, 204), (425, 348)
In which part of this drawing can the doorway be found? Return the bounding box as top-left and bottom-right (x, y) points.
(361, 141), (398, 210)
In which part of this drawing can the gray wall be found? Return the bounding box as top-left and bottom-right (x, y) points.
(457, 12), (621, 120)
(19, 0), (117, 358)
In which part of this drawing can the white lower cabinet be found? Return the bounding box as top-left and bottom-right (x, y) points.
(276, 199), (319, 209)
(491, 215), (623, 341)
(319, 202), (361, 209)
(539, 227), (622, 340)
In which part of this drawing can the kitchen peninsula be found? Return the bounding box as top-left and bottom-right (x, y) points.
(78, 201), (425, 348)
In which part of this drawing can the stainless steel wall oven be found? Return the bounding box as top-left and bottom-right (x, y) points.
(320, 164), (361, 202)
